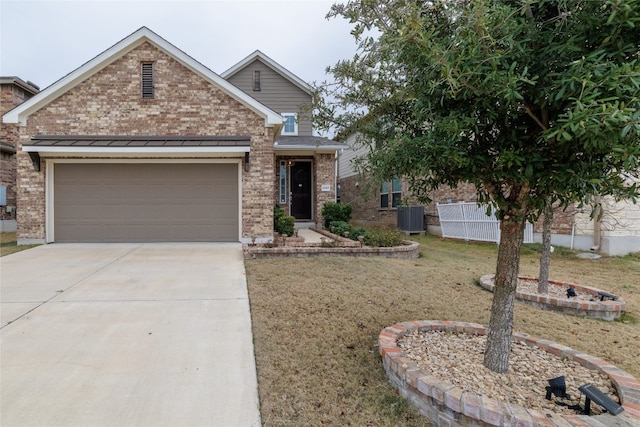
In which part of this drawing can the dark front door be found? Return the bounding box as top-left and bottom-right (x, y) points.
(290, 161), (312, 220)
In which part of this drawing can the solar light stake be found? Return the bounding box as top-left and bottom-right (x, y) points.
(546, 376), (571, 400)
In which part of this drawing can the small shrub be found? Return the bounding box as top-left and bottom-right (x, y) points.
(329, 221), (366, 240)
(329, 220), (350, 237)
(276, 215), (295, 237)
(322, 202), (352, 228)
(274, 205), (285, 229)
(364, 228), (405, 247)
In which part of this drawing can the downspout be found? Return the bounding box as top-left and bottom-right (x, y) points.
(590, 203), (601, 252)
(570, 220), (575, 250)
(335, 150), (339, 202)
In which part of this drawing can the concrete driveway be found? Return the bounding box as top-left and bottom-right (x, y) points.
(1, 243), (260, 427)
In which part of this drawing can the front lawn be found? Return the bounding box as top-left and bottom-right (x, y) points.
(245, 234), (640, 426)
(0, 232), (40, 257)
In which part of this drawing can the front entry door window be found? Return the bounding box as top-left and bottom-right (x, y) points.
(290, 161), (312, 220)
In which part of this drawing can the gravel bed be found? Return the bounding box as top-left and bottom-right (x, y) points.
(516, 278), (596, 301)
(398, 330), (618, 416)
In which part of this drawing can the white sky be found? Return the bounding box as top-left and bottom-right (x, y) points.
(0, 0), (357, 90)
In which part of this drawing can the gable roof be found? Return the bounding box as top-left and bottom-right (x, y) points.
(2, 27), (283, 129)
(221, 50), (312, 94)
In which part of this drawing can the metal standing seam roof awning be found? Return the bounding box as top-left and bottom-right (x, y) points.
(274, 135), (347, 154)
(24, 135), (251, 149)
(22, 135), (253, 167)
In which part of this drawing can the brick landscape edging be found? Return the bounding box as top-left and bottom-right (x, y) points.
(243, 240), (419, 259)
(379, 320), (640, 427)
(479, 274), (625, 321)
(243, 228), (420, 259)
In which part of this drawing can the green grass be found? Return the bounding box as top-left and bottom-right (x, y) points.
(0, 232), (40, 256)
(246, 233), (640, 426)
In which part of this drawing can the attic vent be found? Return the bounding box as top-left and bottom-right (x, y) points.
(253, 70), (261, 91)
(141, 62), (154, 99)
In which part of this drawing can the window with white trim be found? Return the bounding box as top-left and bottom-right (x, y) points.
(281, 113), (298, 136)
(380, 177), (402, 208)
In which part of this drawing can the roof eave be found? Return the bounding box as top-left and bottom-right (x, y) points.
(22, 145), (251, 154)
(274, 144), (345, 154)
(0, 77), (40, 95)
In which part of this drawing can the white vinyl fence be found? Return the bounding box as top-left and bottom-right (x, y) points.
(436, 202), (533, 244)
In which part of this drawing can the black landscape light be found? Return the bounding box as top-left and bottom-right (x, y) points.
(578, 383), (624, 416)
(546, 376), (571, 400)
(566, 287), (577, 298)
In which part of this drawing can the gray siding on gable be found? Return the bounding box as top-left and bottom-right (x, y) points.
(225, 59), (312, 136)
(337, 133), (369, 179)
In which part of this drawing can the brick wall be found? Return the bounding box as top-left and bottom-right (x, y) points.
(272, 153), (337, 228)
(338, 174), (392, 227)
(314, 153), (336, 227)
(424, 183), (478, 227)
(338, 174), (478, 228)
(1, 82), (37, 220)
(17, 42), (274, 241)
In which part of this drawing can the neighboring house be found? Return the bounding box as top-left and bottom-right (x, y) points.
(0, 77), (39, 231)
(337, 134), (639, 256)
(2, 27), (344, 244)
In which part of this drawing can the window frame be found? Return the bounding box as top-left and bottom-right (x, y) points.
(281, 113), (298, 136)
(380, 176), (402, 209)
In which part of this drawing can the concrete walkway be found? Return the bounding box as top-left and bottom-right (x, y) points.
(1, 243), (260, 427)
(295, 228), (328, 243)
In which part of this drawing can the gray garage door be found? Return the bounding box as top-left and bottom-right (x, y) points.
(54, 163), (238, 242)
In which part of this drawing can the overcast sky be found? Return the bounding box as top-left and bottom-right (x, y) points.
(0, 0), (358, 90)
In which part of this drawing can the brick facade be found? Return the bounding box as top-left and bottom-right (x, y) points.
(338, 174), (417, 227)
(1, 79), (38, 221)
(313, 153), (336, 227)
(15, 42), (274, 241)
(272, 153), (337, 227)
(338, 173), (478, 229)
(423, 182), (479, 227)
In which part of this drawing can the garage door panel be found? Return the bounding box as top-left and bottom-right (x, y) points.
(54, 163), (239, 242)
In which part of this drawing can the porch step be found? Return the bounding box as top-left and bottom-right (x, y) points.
(294, 221), (316, 229)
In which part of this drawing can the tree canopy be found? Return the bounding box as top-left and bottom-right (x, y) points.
(314, 0), (640, 373)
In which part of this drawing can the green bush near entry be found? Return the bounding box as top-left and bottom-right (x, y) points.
(322, 202), (352, 228)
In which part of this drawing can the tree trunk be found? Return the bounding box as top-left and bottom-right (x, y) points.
(483, 216), (527, 374)
(538, 202), (553, 293)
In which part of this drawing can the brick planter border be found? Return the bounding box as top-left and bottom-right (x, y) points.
(243, 240), (419, 259)
(479, 274), (625, 321)
(379, 320), (640, 427)
(243, 228), (419, 259)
